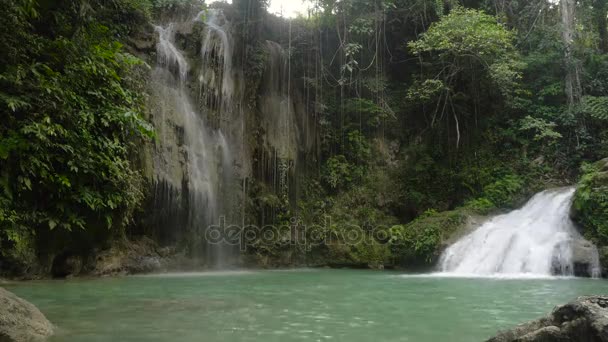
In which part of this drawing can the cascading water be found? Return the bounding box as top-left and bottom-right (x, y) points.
(199, 10), (236, 110)
(146, 7), (317, 265)
(439, 187), (601, 277)
(258, 41), (301, 199)
(150, 11), (238, 267)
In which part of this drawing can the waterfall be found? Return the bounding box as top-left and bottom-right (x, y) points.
(150, 10), (238, 268)
(439, 187), (601, 277)
(145, 7), (318, 264)
(198, 9), (238, 122)
(258, 41), (301, 198)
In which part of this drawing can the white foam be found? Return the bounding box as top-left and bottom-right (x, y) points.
(437, 187), (601, 278)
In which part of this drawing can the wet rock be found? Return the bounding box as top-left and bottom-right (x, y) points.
(126, 24), (157, 54)
(125, 255), (162, 274)
(51, 254), (83, 278)
(517, 326), (568, 341)
(367, 262), (385, 270)
(570, 239), (601, 277)
(487, 296), (608, 342)
(93, 237), (165, 276)
(0, 287), (53, 341)
(599, 247), (608, 277)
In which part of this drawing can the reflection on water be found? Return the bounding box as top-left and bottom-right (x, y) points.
(6, 269), (607, 342)
(134, 270), (257, 278)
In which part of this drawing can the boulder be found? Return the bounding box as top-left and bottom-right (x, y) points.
(487, 296), (608, 342)
(570, 239), (601, 277)
(92, 237), (165, 276)
(0, 287), (53, 342)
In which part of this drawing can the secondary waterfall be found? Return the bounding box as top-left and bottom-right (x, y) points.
(439, 187), (601, 277)
(150, 10), (239, 267)
(144, 7), (317, 266)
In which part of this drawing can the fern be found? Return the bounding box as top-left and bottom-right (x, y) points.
(582, 96), (608, 120)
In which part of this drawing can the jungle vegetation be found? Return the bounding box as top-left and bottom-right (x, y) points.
(2, 0), (608, 274)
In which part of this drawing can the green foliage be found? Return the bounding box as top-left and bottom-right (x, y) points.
(3, 0), (608, 275)
(257, 0), (608, 271)
(344, 130), (372, 162)
(479, 174), (524, 208)
(396, 144), (457, 214)
(572, 160), (608, 245)
(322, 155), (353, 190)
(406, 79), (445, 104)
(343, 98), (393, 128)
(148, 0), (205, 19)
(519, 116), (562, 143)
(151, 0), (203, 8)
(409, 8), (516, 58)
(321, 130), (371, 191)
(314, 165), (399, 267)
(464, 197), (495, 214)
(582, 96), (608, 120)
(389, 209), (467, 264)
(389, 170), (532, 265)
(0, 0), (153, 268)
(409, 7), (523, 98)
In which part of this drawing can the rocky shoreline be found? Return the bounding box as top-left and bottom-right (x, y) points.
(488, 296), (608, 342)
(12, 235), (607, 280)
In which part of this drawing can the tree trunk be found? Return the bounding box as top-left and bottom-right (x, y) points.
(561, 0), (582, 106)
(595, 0), (608, 53)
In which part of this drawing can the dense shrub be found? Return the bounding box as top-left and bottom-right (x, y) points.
(572, 159), (608, 245)
(0, 0), (153, 271)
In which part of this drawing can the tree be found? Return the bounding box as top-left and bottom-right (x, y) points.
(408, 7), (523, 147)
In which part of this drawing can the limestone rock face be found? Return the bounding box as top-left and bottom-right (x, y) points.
(0, 287), (53, 342)
(487, 296), (608, 342)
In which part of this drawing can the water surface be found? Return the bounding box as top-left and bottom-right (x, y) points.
(6, 269), (607, 341)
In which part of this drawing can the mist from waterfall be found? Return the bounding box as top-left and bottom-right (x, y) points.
(439, 187), (601, 277)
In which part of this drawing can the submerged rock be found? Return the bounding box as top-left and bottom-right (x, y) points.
(0, 287), (53, 341)
(487, 296), (608, 342)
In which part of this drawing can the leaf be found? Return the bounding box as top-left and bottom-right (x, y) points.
(0, 145), (8, 160)
(582, 96), (608, 120)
